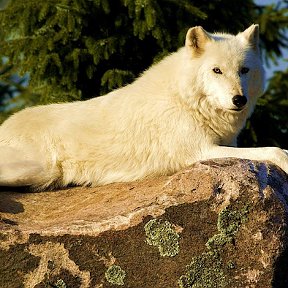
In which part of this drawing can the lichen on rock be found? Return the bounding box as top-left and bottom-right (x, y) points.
(54, 279), (67, 288)
(105, 265), (126, 286)
(179, 203), (250, 288)
(178, 251), (229, 288)
(144, 218), (180, 257)
(206, 204), (249, 250)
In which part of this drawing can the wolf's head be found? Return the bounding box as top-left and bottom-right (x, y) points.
(181, 25), (265, 117)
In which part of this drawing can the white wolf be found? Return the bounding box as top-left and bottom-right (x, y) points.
(0, 24), (287, 190)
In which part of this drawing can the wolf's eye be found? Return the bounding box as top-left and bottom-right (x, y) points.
(213, 67), (222, 74)
(240, 67), (249, 74)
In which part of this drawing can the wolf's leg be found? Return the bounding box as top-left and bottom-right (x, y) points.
(203, 146), (288, 175)
(0, 146), (52, 188)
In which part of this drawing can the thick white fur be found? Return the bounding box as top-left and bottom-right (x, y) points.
(0, 25), (287, 190)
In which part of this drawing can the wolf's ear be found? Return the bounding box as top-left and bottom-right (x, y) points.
(240, 24), (260, 51)
(185, 26), (212, 56)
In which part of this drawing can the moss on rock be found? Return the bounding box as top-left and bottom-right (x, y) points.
(54, 279), (67, 288)
(206, 204), (249, 250)
(178, 251), (229, 288)
(179, 203), (250, 288)
(105, 265), (126, 286)
(144, 219), (180, 257)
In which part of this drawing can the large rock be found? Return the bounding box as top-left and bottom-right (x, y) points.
(0, 158), (288, 288)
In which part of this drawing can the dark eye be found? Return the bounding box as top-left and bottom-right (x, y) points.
(213, 67), (222, 74)
(240, 67), (249, 74)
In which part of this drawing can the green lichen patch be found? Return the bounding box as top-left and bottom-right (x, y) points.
(206, 204), (249, 250)
(226, 260), (236, 270)
(54, 279), (67, 288)
(144, 219), (180, 257)
(178, 251), (229, 288)
(178, 204), (250, 288)
(105, 265), (126, 286)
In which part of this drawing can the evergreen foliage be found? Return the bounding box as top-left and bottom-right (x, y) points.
(256, 1), (288, 64)
(239, 68), (288, 148)
(0, 0), (255, 103)
(0, 58), (32, 122)
(0, 0), (287, 148)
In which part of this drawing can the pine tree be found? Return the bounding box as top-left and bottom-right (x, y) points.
(0, 0), (255, 104)
(239, 68), (288, 148)
(238, 1), (288, 148)
(0, 58), (33, 122)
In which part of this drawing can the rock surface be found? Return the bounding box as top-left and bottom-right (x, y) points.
(0, 158), (288, 288)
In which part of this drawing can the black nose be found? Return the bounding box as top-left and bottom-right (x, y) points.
(232, 95), (247, 109)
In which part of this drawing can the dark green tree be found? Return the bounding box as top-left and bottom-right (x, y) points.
(0, 59), (34, 122)
(238, 1), (288, 148)
(239, 68), (288, 148)
(0, 0), (287, 148)
(0, 0), (256, 103)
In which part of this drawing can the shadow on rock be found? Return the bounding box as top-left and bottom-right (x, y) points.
(0, 188), (25, 214)
(272, 232), (288, 288)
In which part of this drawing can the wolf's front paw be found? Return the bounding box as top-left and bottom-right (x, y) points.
(270, 147), (288, 174)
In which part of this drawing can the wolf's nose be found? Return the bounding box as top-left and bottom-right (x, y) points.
(232, 95), (247, 108)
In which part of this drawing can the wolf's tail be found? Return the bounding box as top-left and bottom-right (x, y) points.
(0, 146), (60, 190)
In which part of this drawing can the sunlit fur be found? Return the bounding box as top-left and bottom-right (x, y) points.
(0, 25), (287, 190)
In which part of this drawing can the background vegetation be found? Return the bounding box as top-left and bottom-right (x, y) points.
(0, 0), (287, 148)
